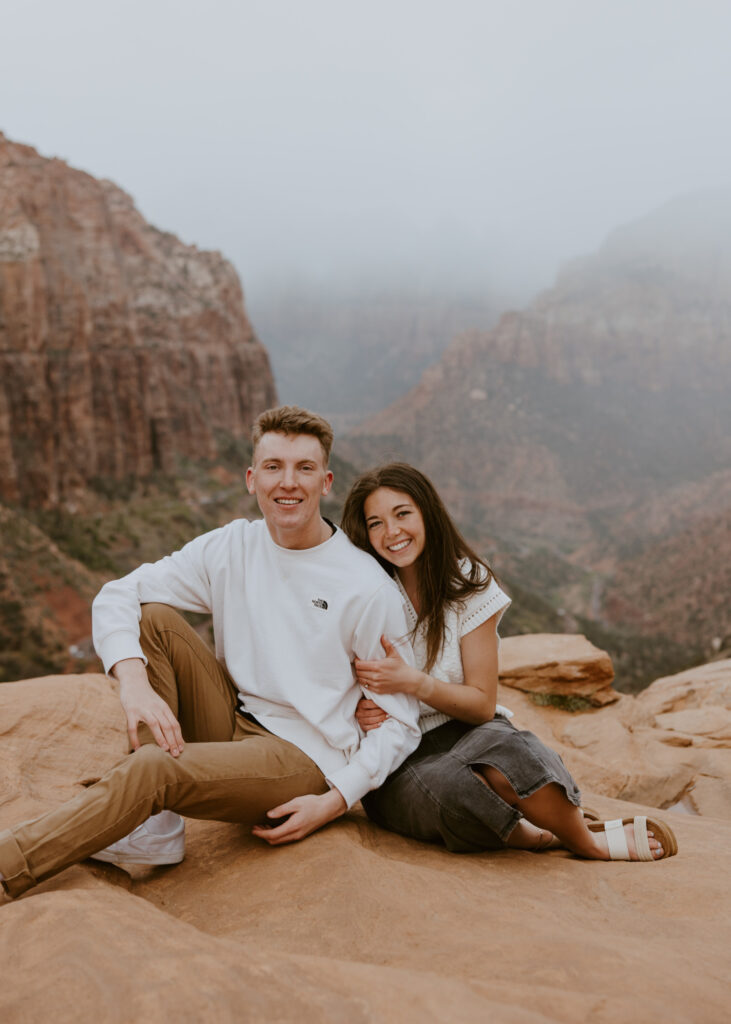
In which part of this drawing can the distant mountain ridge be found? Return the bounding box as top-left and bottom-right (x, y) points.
(251, 285), (507, 432)
(343, 190), (731, 670)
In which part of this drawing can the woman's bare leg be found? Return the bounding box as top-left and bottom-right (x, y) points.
(502, 818), (556, 851)
(477, 767), (665, 860)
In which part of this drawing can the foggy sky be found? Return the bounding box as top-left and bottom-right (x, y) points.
(3, 0), (731, 302)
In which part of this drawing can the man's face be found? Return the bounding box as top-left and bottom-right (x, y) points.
(246, 431), (333, 548)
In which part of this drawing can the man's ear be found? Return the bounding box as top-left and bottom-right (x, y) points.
(245, 467), (255, 494)
(322, 470), (334, 496)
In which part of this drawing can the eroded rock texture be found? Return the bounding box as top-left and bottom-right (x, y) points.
(499, 633), (617, 706)
(0, 133), (277, 506)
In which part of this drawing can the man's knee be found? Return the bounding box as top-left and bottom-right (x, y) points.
(125, 742), (181, 785)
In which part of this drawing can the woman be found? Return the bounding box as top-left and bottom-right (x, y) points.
(341, 463), (677, 862)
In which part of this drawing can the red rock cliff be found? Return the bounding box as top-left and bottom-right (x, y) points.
(0, 133), (277, 506)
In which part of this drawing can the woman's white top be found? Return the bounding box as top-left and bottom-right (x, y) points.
(393, 564), (513, 734)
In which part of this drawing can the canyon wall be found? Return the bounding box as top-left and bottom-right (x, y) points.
(342, 191), (731, 658)
(0, 133), (277, 507)
(253, 285), (507, 432)
(344, 191), (731, 542)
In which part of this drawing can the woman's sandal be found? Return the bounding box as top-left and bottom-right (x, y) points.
(587, 815), (678, 861)
(581, 807), (600, 822)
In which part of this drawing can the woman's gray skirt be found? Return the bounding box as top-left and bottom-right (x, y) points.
(362, 716), (581, 853)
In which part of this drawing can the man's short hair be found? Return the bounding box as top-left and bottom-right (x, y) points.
(251, 405), (334, 464)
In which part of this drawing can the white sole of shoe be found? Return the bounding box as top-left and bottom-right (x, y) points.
(90, 848), (185, 866)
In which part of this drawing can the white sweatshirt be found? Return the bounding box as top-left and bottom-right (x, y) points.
(92, 519), (422, 807)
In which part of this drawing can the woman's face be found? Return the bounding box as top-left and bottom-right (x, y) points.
(363, 487), (426, 570)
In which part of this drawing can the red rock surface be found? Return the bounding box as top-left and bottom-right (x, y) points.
(1, 643), (730, 1021)
(499, 633), (617, 705)
(0, 133), (277, 507)
(503, 660), (731, 820)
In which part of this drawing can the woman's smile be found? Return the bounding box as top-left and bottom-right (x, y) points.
(363, 487), (426, 568)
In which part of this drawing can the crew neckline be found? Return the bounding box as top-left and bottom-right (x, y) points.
(263, 518), (338, 553)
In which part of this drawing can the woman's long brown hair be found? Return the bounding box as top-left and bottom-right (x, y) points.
(340, 463), (493, 673)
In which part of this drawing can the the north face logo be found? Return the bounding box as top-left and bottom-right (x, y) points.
(312, 598), (328, 610)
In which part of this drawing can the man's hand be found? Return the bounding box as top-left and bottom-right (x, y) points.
(356, 697), (389, 732)
(252, 789), (347, 846)
(113, 658), (185, 757)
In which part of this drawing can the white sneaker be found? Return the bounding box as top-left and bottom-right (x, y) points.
(90, 811), (185, 866)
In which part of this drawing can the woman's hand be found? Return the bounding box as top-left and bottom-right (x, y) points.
(356, 697), (389, 731)
(355, 636), (433, 700)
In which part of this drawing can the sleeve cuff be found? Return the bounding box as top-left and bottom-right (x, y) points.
(97, 631), (148, 676)
(325, 762), (373, 810)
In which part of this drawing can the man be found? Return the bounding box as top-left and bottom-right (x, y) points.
(0, 406), (421, 898)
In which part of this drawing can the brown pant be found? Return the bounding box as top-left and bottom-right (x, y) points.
(0, 604), (327, 897)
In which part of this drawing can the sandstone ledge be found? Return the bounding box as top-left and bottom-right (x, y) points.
(1, 809), (729, 1023)
(499, 633), (617, 705)
(1, 656), (731, 1021)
